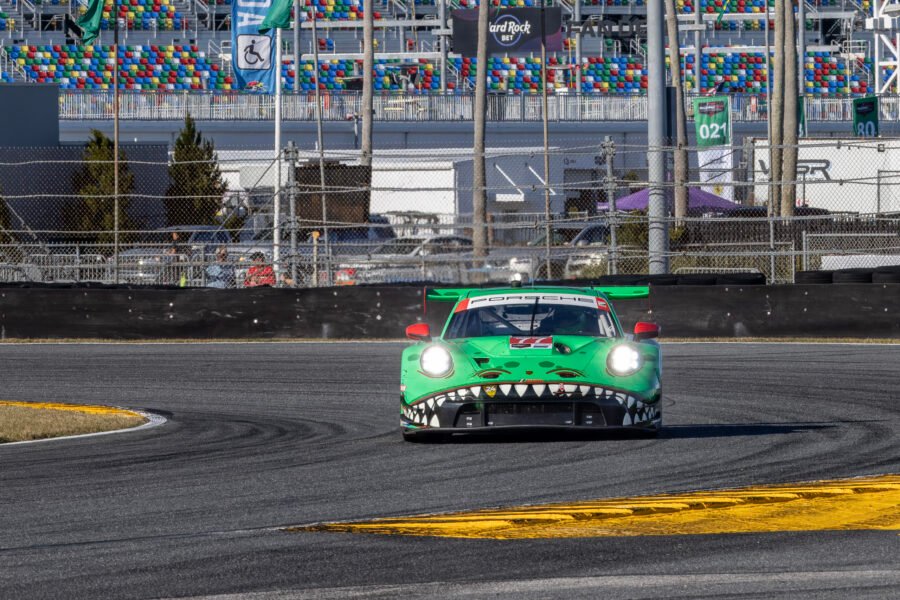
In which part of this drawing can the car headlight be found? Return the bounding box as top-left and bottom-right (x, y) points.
(420, 345), (453, 377)
(607, 344), (642, 377)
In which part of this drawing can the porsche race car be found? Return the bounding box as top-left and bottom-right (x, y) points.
(400, 286), (661, 441)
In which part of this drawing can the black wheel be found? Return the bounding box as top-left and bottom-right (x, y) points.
(795, 270), (833, 284)
(402, 430), (450, 443)
(675, 274), (718, 286)
(715, 272), (766, 285)
(632, 427), (659, 439)
(873, 266), (900, 283)
(594, 274), (677, 286)
(832, 268), (874, 284)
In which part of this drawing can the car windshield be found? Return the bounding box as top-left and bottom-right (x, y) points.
(445, 294), (618, 339)
(527, 228), (585, 247)
(372, 238), (423, 255)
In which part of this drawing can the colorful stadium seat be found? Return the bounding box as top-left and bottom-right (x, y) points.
(6, 44), (230, 90)
(76, 0), (187, 32)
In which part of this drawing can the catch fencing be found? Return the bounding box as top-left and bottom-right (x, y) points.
(1, 138), (899, 288)
(56, 91), (900, 125)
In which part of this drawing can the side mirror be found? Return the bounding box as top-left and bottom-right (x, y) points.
(633, 322), (659, 340)
(406, 323), (431, 342)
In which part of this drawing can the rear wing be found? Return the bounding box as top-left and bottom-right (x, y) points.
(591, 286), (650, 299)
(426, 286), (649, 302)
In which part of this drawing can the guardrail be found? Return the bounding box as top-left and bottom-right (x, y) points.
(58, 91), (900, 123)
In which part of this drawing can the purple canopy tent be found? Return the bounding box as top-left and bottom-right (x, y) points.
(597, 187), (741, 212)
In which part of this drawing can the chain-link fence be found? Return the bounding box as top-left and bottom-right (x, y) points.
(1, 137), (899, 288)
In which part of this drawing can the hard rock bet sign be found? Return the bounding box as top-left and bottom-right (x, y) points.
(451, 8), (563, 55)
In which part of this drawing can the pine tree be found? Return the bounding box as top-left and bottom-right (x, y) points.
(66, 129), (138, 247)
(165, 114), (227, 227)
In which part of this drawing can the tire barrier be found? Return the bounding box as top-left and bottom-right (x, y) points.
(0, 280), (897, 339)
(874, 266), (900, 284)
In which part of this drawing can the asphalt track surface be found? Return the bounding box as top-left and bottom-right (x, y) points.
(0, 342), (898, 600)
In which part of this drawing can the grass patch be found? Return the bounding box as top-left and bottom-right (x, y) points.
(0, 402), (146, 443)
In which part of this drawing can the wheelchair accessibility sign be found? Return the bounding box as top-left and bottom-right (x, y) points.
(236, 35), (271, 70)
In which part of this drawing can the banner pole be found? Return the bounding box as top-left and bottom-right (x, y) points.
(274, 27), (282, 284)
(113, 4), (120, 284)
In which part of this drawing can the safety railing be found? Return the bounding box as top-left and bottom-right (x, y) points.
(57, 91), (900, 122)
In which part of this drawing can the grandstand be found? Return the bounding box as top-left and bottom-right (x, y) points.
(0, 0), (894, 97)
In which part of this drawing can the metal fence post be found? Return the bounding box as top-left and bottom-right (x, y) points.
(801, 229), (808, 272)
(876, 170), (882, 214)
(604, 136), (618, 275)
(287, 140), (298, 286)
(768, 214), (776, 283)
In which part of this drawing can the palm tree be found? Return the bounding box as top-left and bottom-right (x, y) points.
(781, 0), (798, 217)
(770, 0), (785, 215)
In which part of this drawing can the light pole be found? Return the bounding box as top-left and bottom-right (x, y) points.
(541, 0), (552, 279)
(647, 0), (669, 274)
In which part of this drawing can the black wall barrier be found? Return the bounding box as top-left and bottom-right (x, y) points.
(0, 283), (897, 339)
(641, 284), (900, 338)
(0, 285), (425, 339)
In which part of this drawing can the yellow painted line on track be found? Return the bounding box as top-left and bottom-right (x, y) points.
(290, 475), (900, 539)
(0, 400), (141, 418)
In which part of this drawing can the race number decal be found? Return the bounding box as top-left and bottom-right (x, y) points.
(510, 336), (553, 349)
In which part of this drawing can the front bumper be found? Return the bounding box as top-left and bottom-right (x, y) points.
(401, 382), (661, 433)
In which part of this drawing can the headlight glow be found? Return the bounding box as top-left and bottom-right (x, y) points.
(607, 344), (642, 376)
(420, 345), (453, 377)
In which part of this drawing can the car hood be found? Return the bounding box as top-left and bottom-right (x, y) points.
(401, 335), (660, 405)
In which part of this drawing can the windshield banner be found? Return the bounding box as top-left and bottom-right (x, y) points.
(232, 0), (277, 93)
(467, 293), (597, 310)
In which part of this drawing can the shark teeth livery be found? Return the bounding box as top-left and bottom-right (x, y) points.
(401, 382), (661, 430)
(400, 286), (661, 439)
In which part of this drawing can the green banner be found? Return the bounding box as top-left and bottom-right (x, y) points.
(852, 96), (879, 138)
(798, 95), (807, 138)
(693, 96), (731, 147)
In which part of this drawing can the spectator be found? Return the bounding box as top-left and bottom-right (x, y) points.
(205, 246), (236, 289)
(164, 231), (189, 284)
(244, 252), (276, 287)
(166, 231), (187, 256)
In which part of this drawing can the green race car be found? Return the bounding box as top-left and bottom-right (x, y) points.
(400, 286), (661, 441)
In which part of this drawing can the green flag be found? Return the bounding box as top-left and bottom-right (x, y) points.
(716, 0), (732, 25)
(259, 0), (293, 34)
(77, 0), (104, 45)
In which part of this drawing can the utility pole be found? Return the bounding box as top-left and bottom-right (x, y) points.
(647, 0), (669, 274)
(361, 0), (373, 167)
(665, 0), (688, 225)
(471, 0), (489, 272)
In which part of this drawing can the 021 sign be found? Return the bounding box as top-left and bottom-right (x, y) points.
(852, 97), (879, 138)
(693, 96), (731, 147)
